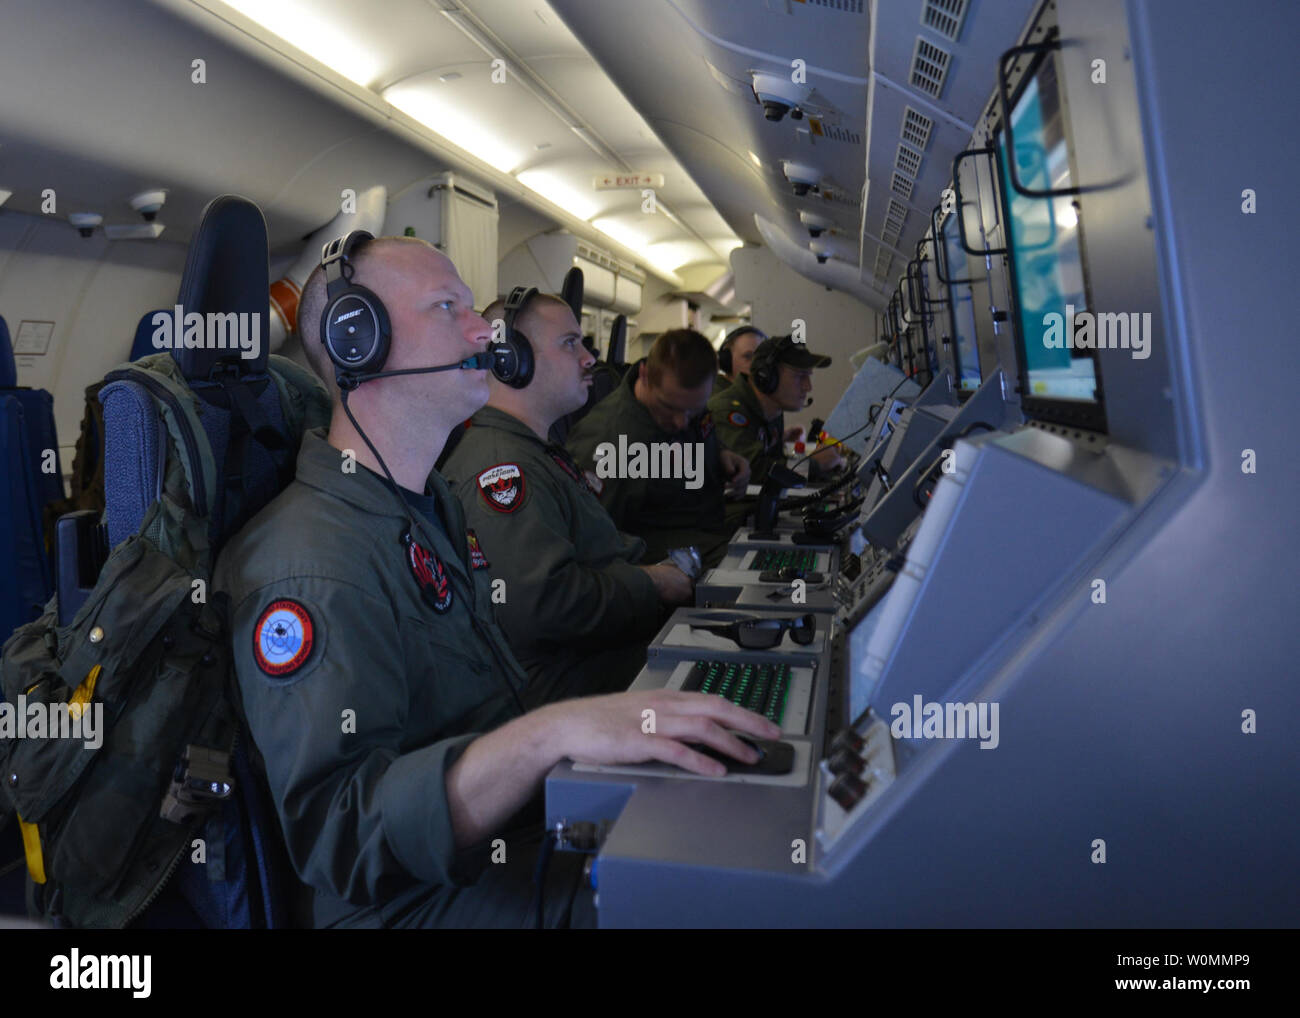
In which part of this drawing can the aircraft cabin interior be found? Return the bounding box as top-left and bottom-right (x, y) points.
(0, 0), (1294, 953)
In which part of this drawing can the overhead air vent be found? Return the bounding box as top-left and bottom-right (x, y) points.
(883, 198), (908, 247)
(873, 248), (893, 279)
(921, 0), (969, 42)
(814, 123), (863, 145)
(804, 0), (866, 13)
(895, 144), (923, 178)
(890, 172), (915, 200)
(901, 107), (934, 150)
(909, 38), (952, 98)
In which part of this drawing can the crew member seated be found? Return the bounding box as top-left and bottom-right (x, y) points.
(714, 325), (765, 392)
(441, 288), (694, 705)
(565, 328), (751, 569)
(710, 334), (844, 484)
(214, 236), (778, 928)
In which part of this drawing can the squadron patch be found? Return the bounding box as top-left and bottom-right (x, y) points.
(253, 600), (314, 677)
(727, 410), (749, 428)
(698, 411), (714, 439)
(477, 463), (525, 513)
(407, 536), (454, 613)
(466, 529), (490, 570)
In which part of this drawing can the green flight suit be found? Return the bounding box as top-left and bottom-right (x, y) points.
(709, 374), (787, 484)
(215, 428), (593, 928)
(565, 360), (735, 568)
(441, 406), (662, 703)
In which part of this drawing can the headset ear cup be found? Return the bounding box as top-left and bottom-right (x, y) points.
(322, 282), (391, 375)
(491, 327), (535, 388)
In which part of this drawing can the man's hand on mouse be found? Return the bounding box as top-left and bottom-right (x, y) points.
(541, 689), (782, 777)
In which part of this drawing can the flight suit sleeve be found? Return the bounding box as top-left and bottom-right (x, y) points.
(455, 465), (661, 647)
(712, 408), (767, 473)
(228, 575), (484, 907)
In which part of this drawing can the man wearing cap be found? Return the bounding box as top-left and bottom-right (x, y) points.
(714, 326), (766, 392)
(709, 334), (844, 484)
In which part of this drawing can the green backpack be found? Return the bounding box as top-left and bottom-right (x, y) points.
(0, 351), (329, 927)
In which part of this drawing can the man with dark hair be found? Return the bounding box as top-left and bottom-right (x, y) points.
(215, 239), (777, 928)
(715, 325), (765, 391)
(442, 291), (693, 704)
(710, 334), (844, 483)
(566, 328), (751, 568)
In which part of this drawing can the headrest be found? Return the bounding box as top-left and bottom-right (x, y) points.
(0, 316), (14, 388)
(172, 195), (270, 379)
(561, 265), (584, 321)
(607, 314), (626, 366)
(131, 309), (168, 361)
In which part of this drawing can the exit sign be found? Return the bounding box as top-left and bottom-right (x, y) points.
(593, 172), (665, 190)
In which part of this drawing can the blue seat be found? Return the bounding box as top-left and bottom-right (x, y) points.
(0, 316), (62, 646)
(92, 196), (302, 928)
(129, 309), (169, 362)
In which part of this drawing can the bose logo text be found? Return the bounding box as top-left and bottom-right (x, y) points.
(333, 309), (364, 325)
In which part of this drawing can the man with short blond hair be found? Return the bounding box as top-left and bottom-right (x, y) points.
(216, 238), (777, 929)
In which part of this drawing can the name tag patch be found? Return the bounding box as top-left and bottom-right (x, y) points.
(466, 528), (490, 570)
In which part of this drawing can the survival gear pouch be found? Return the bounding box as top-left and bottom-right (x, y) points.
(0, 352), (329, 927)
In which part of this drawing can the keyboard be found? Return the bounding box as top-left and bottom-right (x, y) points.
(680, 659), (793, 725)
(750, 547), (818, 573)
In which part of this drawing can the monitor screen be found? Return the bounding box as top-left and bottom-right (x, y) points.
(940, 213), (982, 391)
(998, 49), (1106, 427)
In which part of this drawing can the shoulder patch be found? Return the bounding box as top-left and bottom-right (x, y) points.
(466, 528), (490, 570)
(727, 410), (749, 428)
(476, 463), (525, 513)
(698, 410), (714, 439)
(253, 600), (314, 677)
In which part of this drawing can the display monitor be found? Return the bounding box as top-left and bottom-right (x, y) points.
(997, 46), (1107, 430)
(939, 213), (983, 392)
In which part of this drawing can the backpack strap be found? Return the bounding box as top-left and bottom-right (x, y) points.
(265, 355), (331, 438)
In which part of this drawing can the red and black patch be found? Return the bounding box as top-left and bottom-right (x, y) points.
(408, 537), (453, 613)
(466, 528), (490, 570)
(253, 599), (314, 677)
(697, 411), (714, 440)
(548, 448), (597, 496)
(727, 410), (749, 428)
(476, 463), (525, 513)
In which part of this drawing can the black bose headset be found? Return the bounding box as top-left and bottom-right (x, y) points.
(320, 230), (392, 376)
(719, 325), (765, 376)
(495, 285), (537, 389)
(751, 335), (788, 395)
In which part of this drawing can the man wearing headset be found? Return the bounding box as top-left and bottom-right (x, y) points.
(441, 288), (693, 705)
(214, 235), (777, 928)
(709, 334), (845, 484)
(565, 328), (751, 569)
(714, 325), (765, 392)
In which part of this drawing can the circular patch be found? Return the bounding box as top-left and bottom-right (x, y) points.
(477, 463), (525, 512)
(254, 600), (314, 676)
(408, 538), (454, 613)
(727, 410), (749, 428)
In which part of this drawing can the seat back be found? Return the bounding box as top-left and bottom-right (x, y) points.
(0, 316), (62, 645)
(94, 196), (313, 929)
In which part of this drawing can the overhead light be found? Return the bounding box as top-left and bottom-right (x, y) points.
(219, 0), (383, 87)
(517, 169), (600, 221)
(591, 216), (650, 253)
(1055, 202), (1079, 231)
(646, 240), (709, 274)
(438, 71), (463, 83)
(0, 188), (11, 208)
(748, 150), (762, 167)
(384, 81), (525, 173)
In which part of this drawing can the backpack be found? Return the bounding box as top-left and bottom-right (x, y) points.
(0, 351), (329, 928)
